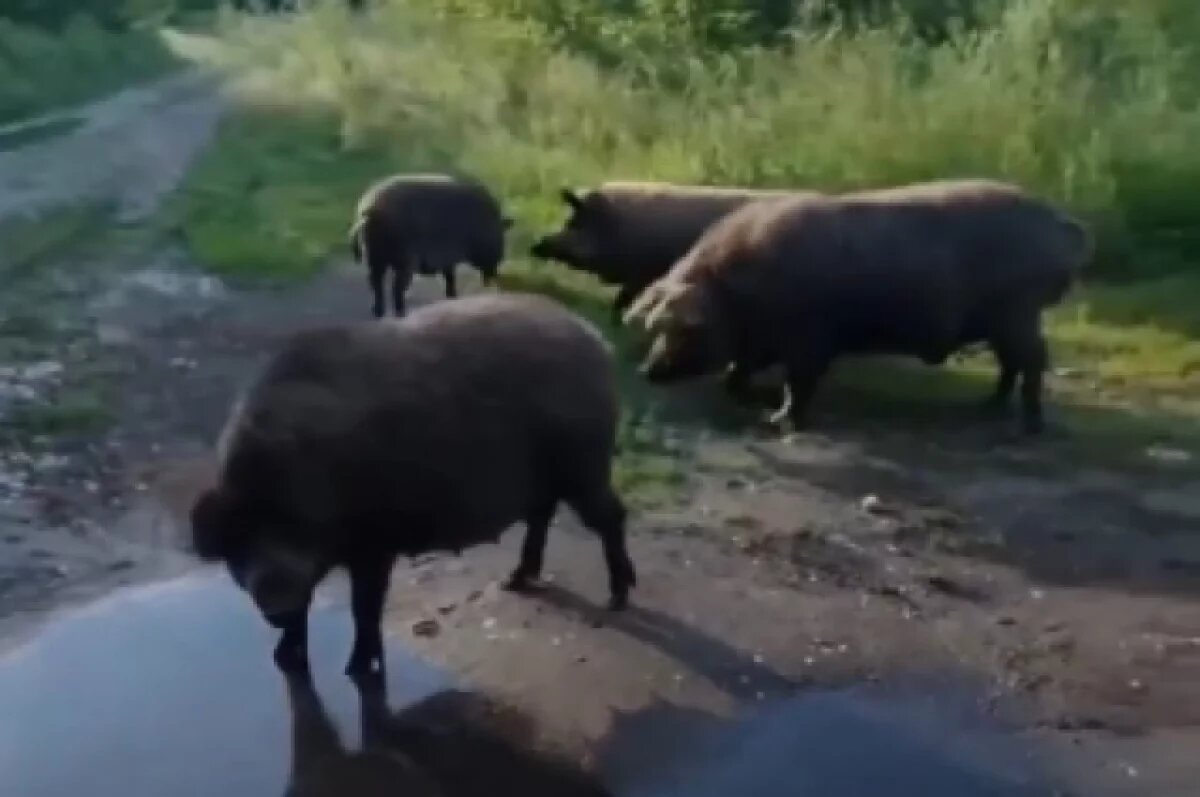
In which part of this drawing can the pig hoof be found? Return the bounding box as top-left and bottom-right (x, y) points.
(345, 652), (383, 678)
(502, 571), (546, 594)
(979, 397), (1012, 418)
(607, 591), (629, 611)
(764, 408), (798, 432)
(757, 409), (781, 428)
(349, 668), (386, 693)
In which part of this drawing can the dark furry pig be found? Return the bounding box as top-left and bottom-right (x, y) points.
(530, 181), (810, 317)
(189, 292), (637, 677)
(623, 178), (1091, 435)
(349, 173), (513, 317)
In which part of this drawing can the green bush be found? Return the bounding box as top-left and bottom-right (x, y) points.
(198, 0), (1200, 280)
(0, 15), (176, 123)
(2, 1), (126, 30)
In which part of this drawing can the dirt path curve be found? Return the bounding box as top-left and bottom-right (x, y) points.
(0, 69), (225, 224)
(0, 66), (228, 635)
(0, 65), (1198, 797)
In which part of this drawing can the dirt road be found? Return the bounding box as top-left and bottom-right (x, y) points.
(0, 69), (1197, 796)
(0, 70), (224, 223)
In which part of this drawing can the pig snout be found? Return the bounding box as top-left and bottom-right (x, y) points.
(529, 236), (557, 259)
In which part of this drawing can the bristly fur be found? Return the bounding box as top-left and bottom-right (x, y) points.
(625, 177), (1091, 433)
(350, 172), (509, 317)
(530, 181), (820, 316)
(189, 487), (236, 561)
(192, 291), (638, 674)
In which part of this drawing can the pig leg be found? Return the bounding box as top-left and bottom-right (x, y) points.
(442, 267), (458, 299)
(770, 348), (832, 429)
(991, 313), (1048, 434)
(389, 265), (412, 317)
(1018, 331), (1049, 435)
(354, 669), (389, 749)
(503, 497), (557, 594)
(346, 557), (394, 678)
(368, 263), (385, 319)
(274, 606), (311, 675)
(723, 362), (755, 402)
(476, 255), (500, 288)
(569, 486), (636, 610)
(982, 336), (1019, 415)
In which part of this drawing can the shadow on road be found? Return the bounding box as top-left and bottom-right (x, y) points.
(283, 670), (610, 797)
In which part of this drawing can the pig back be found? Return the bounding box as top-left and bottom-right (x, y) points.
(600, 185), (797, 282)
(692, 194), (971, 358)
(223, 293), (619, 554)
(358, 174), (504, 258)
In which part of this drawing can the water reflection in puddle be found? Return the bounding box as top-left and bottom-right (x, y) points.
(1, 572), (1066, 797)
(0, 572), (451, 797)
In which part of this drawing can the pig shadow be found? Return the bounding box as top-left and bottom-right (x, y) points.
(283, 670), (610, 797)
(530, 584), (798, 702)
(518, 588), (1054, 796)
(744, 429), (1200, 601)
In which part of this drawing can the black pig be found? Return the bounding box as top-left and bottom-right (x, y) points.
(190, 292), (637, 677)
(349, 173), (512, 317)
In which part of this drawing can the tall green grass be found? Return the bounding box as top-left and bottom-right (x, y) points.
(177, 0), (1200, 477)
(0, 15), (177, 123)
(194, 0), (1200, 278)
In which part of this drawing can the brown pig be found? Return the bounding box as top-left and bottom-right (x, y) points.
(623, 178), (1091, 435)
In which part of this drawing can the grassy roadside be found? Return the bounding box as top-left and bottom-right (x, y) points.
(172, 1), (1200, 489)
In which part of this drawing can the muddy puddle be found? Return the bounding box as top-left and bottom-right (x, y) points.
(1, 572), (1066, 796)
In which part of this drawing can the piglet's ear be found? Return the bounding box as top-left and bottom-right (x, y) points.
(622, 283), (663, 329)
(559, 187), (583, 210)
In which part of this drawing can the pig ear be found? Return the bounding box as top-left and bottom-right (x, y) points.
(559, 187), (583, 210)
(622, 283), (663, 328)
(652, 283), (704, 331)
(643, 300), (672, 334)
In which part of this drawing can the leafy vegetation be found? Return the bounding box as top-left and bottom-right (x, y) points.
(0, 12), (177, 123)
(176, 0), (1200, 480)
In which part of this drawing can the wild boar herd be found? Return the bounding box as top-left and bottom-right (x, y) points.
(191, 170), (1092, 678)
